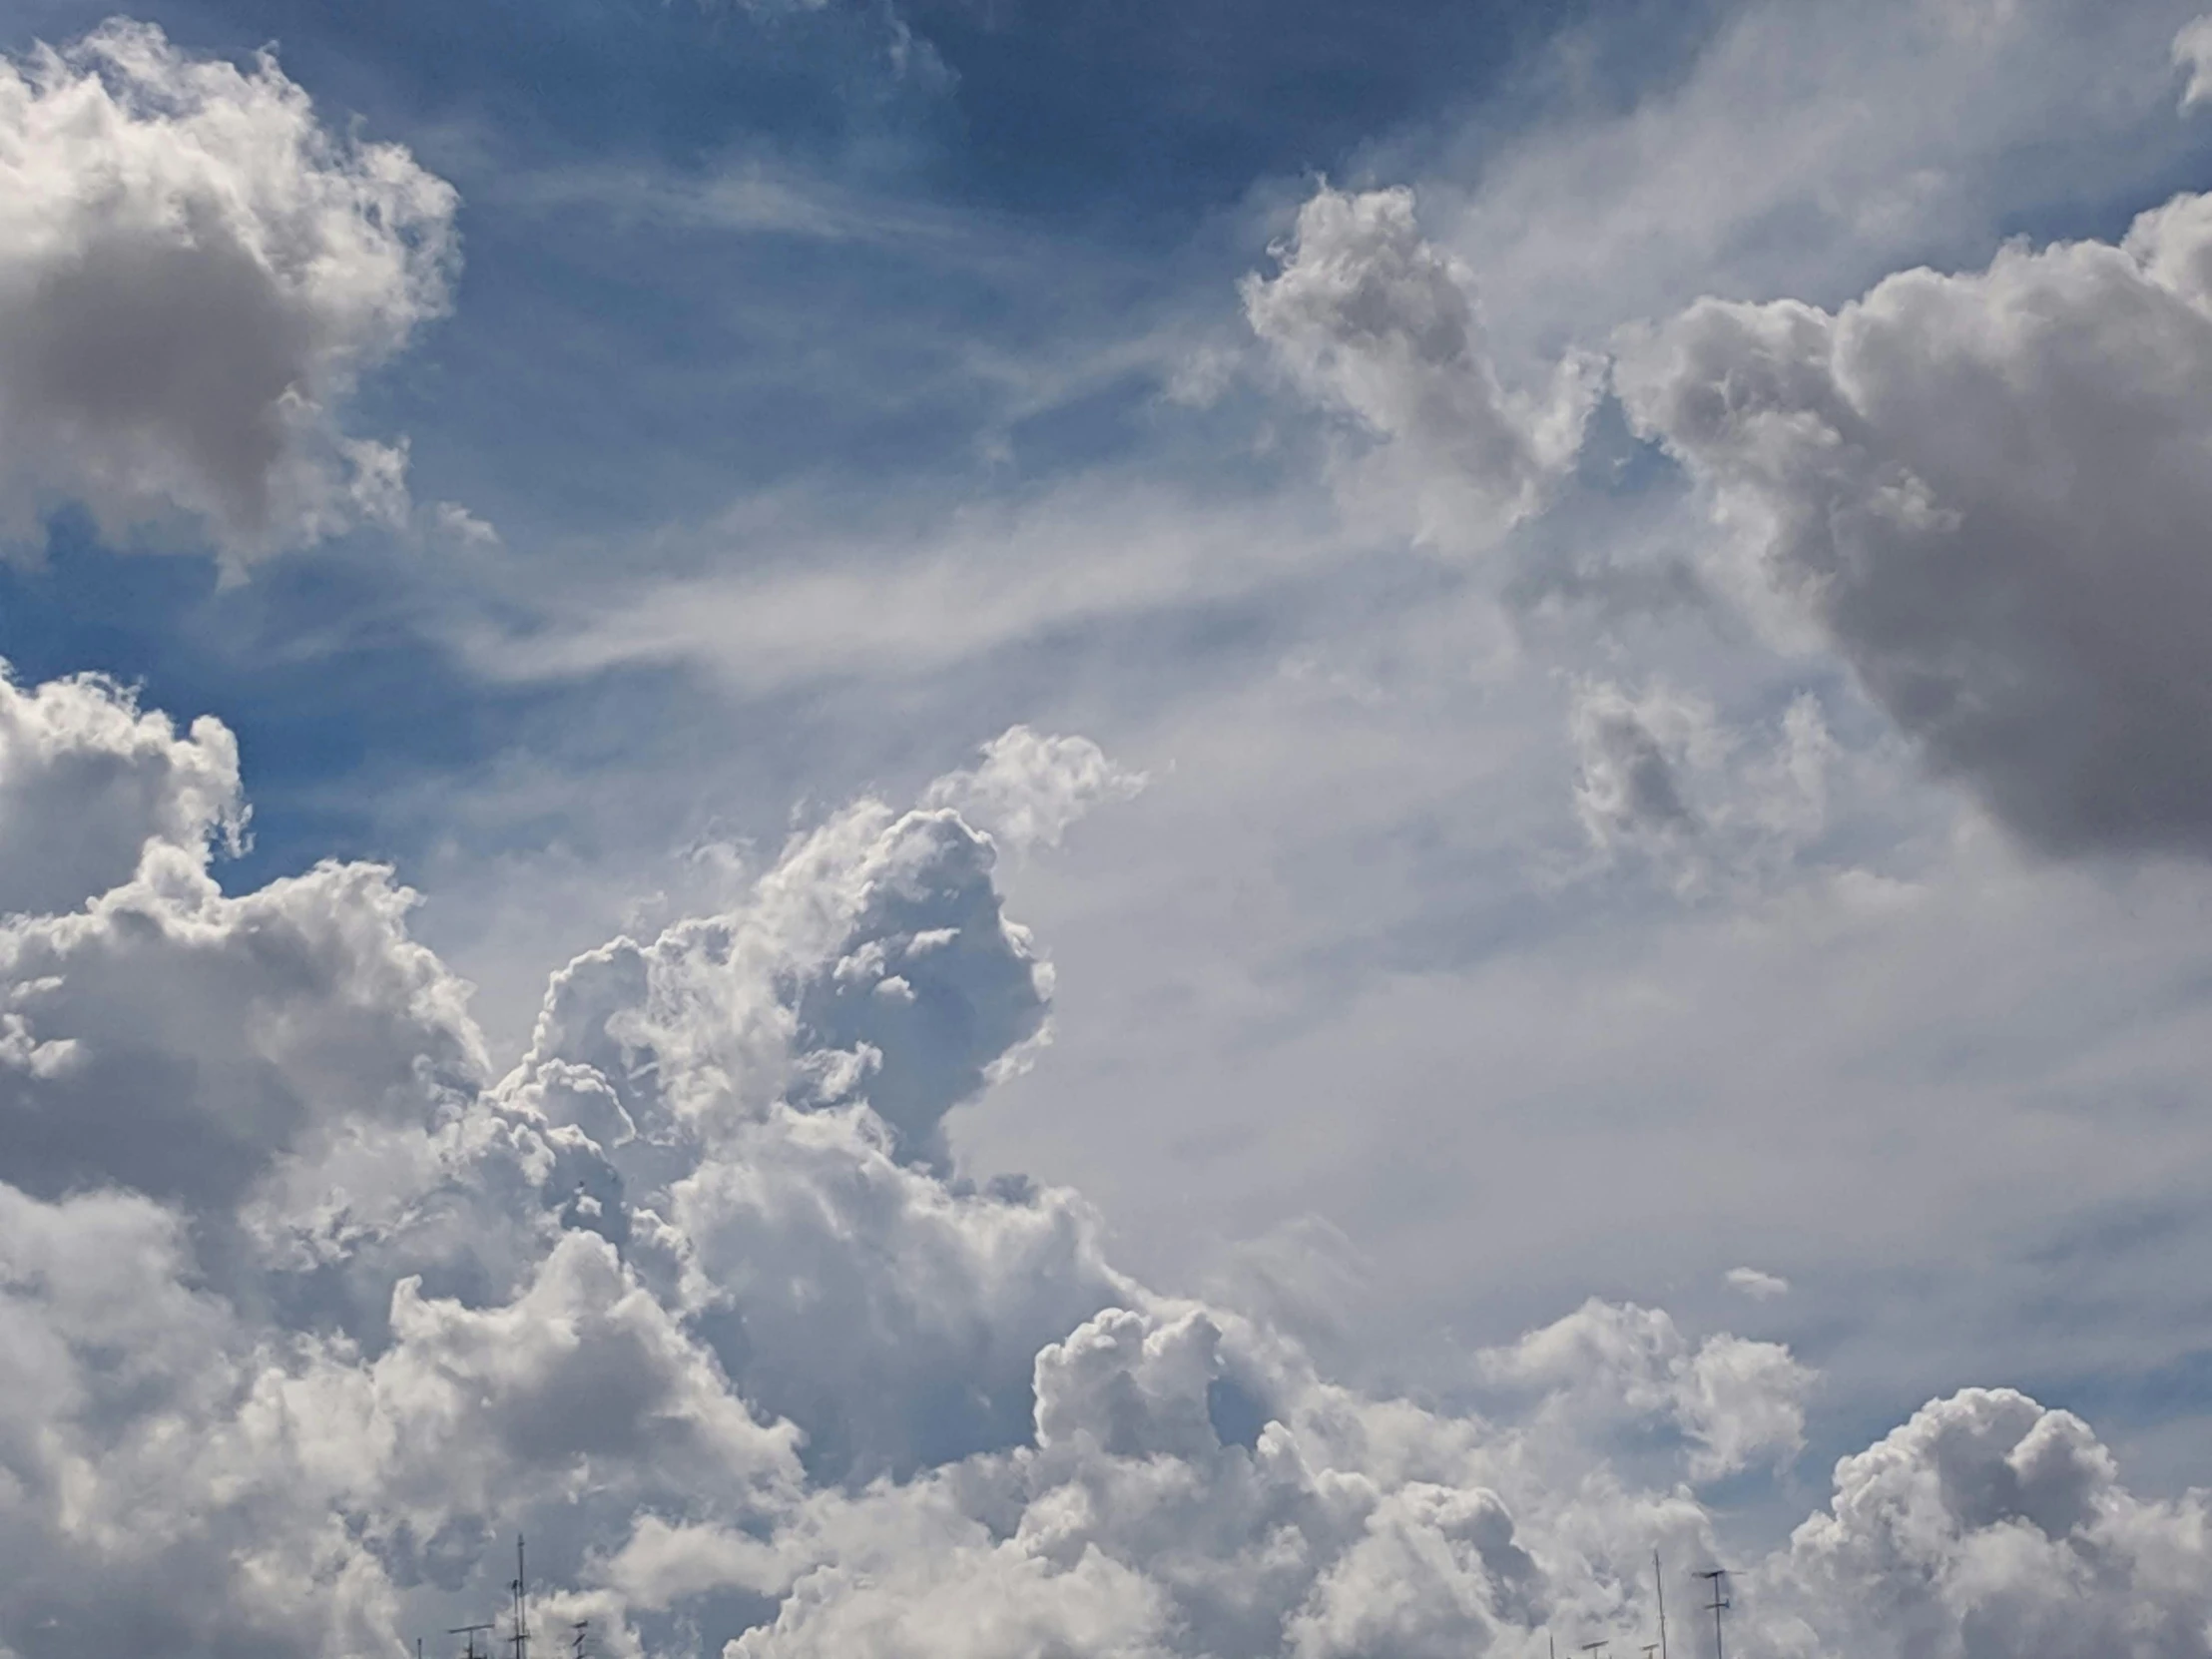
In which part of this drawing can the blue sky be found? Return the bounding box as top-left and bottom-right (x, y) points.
(6, 0), (2212, 1654)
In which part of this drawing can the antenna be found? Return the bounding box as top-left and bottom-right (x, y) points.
(1694, 1569), (1731, 1659)
(571, 1621), (590, 1659)
(448, 1625), (496, 1659)
(511, 1535), (531, 1659)
(1581, 1642), (1610, 1659)
(1655, 1550), (1669, 1659)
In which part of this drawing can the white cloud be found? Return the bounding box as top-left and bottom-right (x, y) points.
(1763, 1388), (2212, 1659)
(0, 839), (484, 1217)
(2175, 14), (2212, 108)
(460, 482), (1350, 696)
(0, 665), (2194, 1659)
(1435, 0), (2205, 367)
(0, 21), (457, 560)
(1243, 185), (1597, 555)
(0, 664), (244, 915)
(1616, 190), (2212, 856)
(920, 726), (1149, 855)
(1479, 1299), (1814, 1481)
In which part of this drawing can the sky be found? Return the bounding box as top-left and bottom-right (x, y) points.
(1, 0), (2212, 1655)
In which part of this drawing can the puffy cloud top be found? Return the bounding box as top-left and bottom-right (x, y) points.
(0, 21), (457, 556)
(1769, 1388), (2212, 1659)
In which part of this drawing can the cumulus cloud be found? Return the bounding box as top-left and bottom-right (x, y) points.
(1616, 190), (2212, 856)
(1244, 185), (1598, 554)
(0, 21), (457, 559)
(1763, 1388), (2212, 1659)
(0, 666), (2194, 1659)
(0, 664), (244, 914)
(1479, 1299), (1813, 1481)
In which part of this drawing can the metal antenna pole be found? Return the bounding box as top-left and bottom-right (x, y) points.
(571, 1621), (589, 1659)
(1655, 1550), (1668, 1659)
(1694, 1569), (1730, 1659)
(449, 1624), (496, 1659)
(511, 1535), (530, 1659)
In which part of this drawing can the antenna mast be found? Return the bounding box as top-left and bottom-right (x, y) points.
(511, 1535), (530, 1659)
(1655, 1550), (1669, 1659)
(449, 1625), (495, 1659)
(1694, 1569), (1730, 1659)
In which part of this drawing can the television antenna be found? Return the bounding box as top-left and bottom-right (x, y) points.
(1694, 1568), (1731, 1659)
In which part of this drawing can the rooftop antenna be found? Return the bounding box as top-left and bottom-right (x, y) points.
(1694, 1569), (1731, 1659)
(1581, 1643), (1609, 1659)
(511, 1535), (531, 1659)
(449, 1625), (496, 1659)
(571, 1621), (589, 1659)
(1654, 1550), (1669, 1659)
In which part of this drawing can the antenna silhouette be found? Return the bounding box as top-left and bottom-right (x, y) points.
(570, 1621), (590, 1659)
(1694, 1569), (1731, 1659)
(448, 1625), (496, 1659)
(510, 1535), (531, 1659)
(1654, 1549), (1669, 1659)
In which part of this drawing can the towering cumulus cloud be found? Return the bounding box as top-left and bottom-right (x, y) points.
(1616, 191), (2212, 856)
(0, 22), (456, 556)
(0, 667), (2202, 1659)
